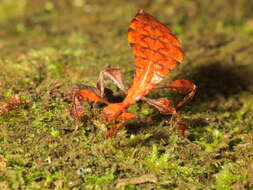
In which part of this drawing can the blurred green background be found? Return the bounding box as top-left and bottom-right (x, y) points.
(1, 0), (253, 189)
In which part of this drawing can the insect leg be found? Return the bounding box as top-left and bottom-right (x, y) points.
(153, 79), (196, 109)
(71, 88), (109, 120)
(142, 97), (187, 137)
(107, 112), (136, 137)
(97, 69), (127, 98)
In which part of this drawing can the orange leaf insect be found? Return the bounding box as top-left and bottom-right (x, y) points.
(71, 10), (196, 137)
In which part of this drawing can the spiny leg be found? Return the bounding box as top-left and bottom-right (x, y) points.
(107, 112), (136, 138)
(154, 79), (196, 109)
(97, 69), (126, 98)
(71, 87), (109, 120)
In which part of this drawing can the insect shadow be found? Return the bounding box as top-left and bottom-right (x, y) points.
(177, 61), (253, 137)
(181, 61), (253, 103)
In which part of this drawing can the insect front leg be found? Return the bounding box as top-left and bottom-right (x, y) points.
(154, 79), (196, 109)
(97, 69), (127, 98)
(71, 87), (109, 120)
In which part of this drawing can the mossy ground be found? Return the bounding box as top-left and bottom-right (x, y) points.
(1, 0), (253, 189)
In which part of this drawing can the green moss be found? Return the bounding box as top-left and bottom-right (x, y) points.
(0, 0), (26, 22)
(0, 0), (253, 189)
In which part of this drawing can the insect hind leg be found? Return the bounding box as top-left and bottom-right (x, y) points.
(154, 79), (196, 109)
